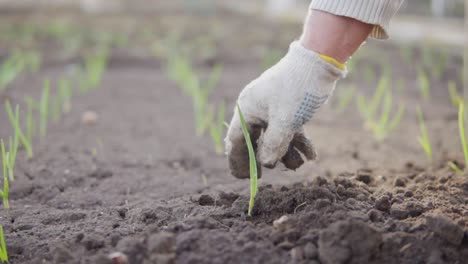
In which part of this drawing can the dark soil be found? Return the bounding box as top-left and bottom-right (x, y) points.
(0, 10), (466, 264)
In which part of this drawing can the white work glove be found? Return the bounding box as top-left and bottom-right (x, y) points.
(225, 41), (346, 179)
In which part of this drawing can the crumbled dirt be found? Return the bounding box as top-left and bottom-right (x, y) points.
(0, 10), (466, 264)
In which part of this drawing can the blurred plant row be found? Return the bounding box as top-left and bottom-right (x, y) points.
(0, 21), (111, 261)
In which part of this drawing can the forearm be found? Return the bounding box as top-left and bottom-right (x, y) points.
(300, 10), (373, 63)
(301, 0), (404, 63)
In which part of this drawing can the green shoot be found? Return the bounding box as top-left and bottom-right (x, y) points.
(86, 51), (108, 88)
(6, 108), (20, 181)
(209, 101), (226, 154)
(0, 225), (8, 262)
(416, 107), (432, 162)
(335, 85), (355, 113)
(0, 49), (42, 92)
(357, 76), (388, 121)
(448, 161), (463, 175)
(448, 81), (462, 107)
(5, 101), (33, 158)
(237, 104), (258, 217)
(167, 53), (223, 136)
(0, 51), (23, 91)
(357, 77), (405, 140)
(417, 68), (430, 100)
(40, 79), (50, 138)
(369, 91), (405, 140)
(458, 101), (468, 168)
(6, 136), (18, 182)
(79, 51), (108, 93)
(0, 140), (10, 209)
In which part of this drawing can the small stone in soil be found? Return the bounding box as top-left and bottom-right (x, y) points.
(108, 252), (128, 264)
(82, 111), (98, 125)
(273, 215), (289, 229)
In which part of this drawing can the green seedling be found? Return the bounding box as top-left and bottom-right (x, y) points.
(368, 91), (405, 140)
(448, 81), (462, 107)
(5, 101), (32, 159)
(357, 76), (388, 120)
(449, 101), (468, 174)
(0, 52), (23, 91)
(448, 161), (463, 175)
(80, 51), (108, 93)
(209, 101), (226, 154)
(0, 49), (42, 92)
(237, 104), (258, 217)
(0, 225), (8, 262)
(167, 53), (223, 136)
(0, 140), (10, 209)
(166, 53), (199, 96)
(40, 79), (50, 138)
(335, 85), (355, 113)
(6, 135), (18, 182)
(357, 77), (405, 140)
(417, 107), (432, 162)
(458, 101), (468, 168)
(86, 51), (108, 88)
(417, 68), (430, 100)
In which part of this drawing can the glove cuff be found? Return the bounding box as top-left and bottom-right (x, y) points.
(285, 41), (348, 80)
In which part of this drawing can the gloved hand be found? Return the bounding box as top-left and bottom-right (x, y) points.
(225, 41), (346, 179)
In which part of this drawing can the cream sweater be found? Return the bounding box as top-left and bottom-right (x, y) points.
(310, 0), (405, 39)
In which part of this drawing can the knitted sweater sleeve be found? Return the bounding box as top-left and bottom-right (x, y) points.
(309, 0), (405, 39)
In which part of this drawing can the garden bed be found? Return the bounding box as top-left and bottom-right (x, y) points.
(0, 10), (466, 264)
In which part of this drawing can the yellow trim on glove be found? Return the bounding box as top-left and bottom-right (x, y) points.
(318, 54), (346, 70)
